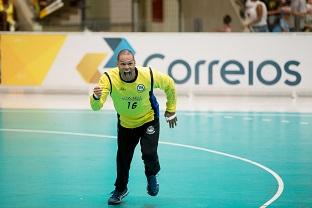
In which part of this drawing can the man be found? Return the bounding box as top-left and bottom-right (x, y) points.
(289, 0), (307, 31)
(90, 49), (177, 205)
(218, 14), (232, 32)
(244, 0), (269, 32)
(0, 0), (16, 31)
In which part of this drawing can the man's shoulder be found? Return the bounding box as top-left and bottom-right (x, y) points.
(102, 67), (119, 76)
(99, 67), (119, 81)
(136, 66), (153, 76)
(107, 67), (119, 73)
(136, 66), (151, 71)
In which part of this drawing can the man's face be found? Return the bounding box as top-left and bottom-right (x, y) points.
(117, 53), (136, 81)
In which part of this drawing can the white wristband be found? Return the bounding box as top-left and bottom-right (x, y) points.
(166, 114), (176, 121)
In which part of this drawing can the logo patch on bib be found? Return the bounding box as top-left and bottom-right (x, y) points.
(137, 84), (145, 92)
(146, 126), (155, 134)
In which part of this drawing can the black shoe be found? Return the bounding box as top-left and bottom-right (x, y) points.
(147, 175), (159, 196)
(107, 188), (129, 205)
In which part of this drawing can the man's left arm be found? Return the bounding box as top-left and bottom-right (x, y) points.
(153, 69), (177, 128)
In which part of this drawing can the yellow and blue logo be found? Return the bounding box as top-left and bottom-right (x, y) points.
(77, 38), (135, 83)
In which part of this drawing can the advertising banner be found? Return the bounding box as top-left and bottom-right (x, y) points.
(1, 33), (311, 95)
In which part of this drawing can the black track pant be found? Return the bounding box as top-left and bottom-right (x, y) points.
(114, 119), (160, 192)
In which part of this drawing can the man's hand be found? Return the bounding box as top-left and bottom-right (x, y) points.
(93, 86), (102, 99)
(164, 111), (177, 128)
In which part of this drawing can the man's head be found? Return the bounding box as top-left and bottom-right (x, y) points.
(223, 15), (232, 25)
(117, 49), (136, 82)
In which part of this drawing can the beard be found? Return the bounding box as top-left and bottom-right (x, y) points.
(120, 70), (136, 82)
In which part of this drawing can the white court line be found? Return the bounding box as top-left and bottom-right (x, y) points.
(181, 112), (312, 117)
(262, 118), (272, 122)
(160, 141), (284, 208)
(1, 109), (312, 118)
(0, 128), (284, 208)
(0, 109), (115, 114)
(281, 120), (290, 123)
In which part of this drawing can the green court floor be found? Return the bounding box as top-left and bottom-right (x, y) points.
(0, 109), (312, 208)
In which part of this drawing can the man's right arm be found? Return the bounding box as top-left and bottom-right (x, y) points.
(90, 75), (111, 111)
